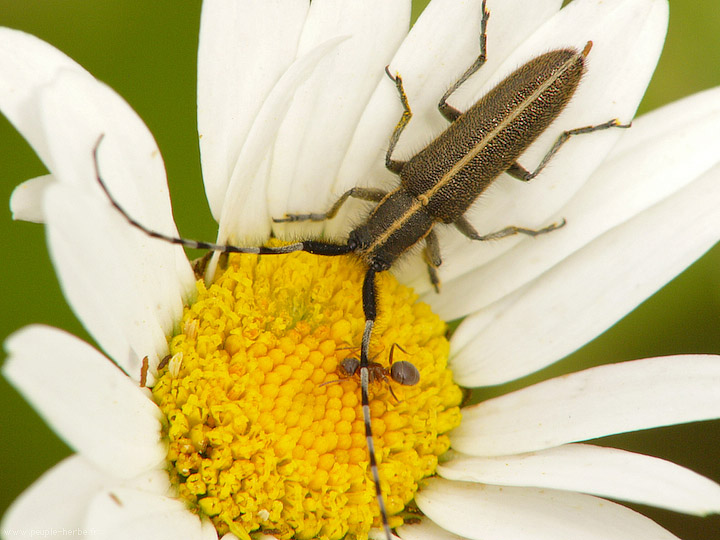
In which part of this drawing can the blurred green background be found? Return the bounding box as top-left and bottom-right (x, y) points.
(0, 1), (718, 538)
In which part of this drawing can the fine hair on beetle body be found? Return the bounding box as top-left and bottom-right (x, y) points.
(93, 1), (630, 538)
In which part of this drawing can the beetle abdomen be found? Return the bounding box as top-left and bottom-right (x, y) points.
(400, 48), (585, 222)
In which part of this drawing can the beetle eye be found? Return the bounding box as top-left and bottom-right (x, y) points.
(372, 258), (391, 272)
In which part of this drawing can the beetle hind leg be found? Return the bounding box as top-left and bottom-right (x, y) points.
(454, 215), (566, 242)
(507, 119), (631, 182)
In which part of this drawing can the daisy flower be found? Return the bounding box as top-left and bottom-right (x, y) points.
(3, 0), (720, 539)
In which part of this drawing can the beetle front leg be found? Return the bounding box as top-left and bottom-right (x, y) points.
(384, 66), (414, 175)
(438, 0), (489, 122)
(273, 187), (388, 223)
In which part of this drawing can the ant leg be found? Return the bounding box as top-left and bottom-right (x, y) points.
(387, 343), (408, 365)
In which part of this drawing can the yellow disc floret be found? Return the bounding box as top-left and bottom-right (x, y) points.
(152, 246), (462, 540)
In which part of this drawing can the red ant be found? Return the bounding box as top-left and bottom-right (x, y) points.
(323, 344), (419, 401)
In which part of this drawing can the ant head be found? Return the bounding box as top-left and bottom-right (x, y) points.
(390, 360), (419, 386)
(339, 357), (360, 378)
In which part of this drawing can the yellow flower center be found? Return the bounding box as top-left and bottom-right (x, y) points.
(152, 247), (462, 540)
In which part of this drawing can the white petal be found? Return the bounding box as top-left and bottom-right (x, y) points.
(610, 85), (720, 154)
(122, 468), (173, 497)
(417, 478), (680, 540)
(401, 0), (668, 294)
(439, 444), (720, 515)
(0, 27), (93, 171)
(85, 488), (217, 540)
(215, 36), (348, 244)
(369, 530), (401, 540)
(197, 0), (309, 220)
(437, 85), (720, 323)
(268, 0), (411, 240)
(0, 40), (195, 374)
(1, 32), (194, 324)
(9, 174), (55, 222)
(398, 518), (469, 540)
(451, 356), (720, 456)
(43, 184), (171, 377)
(3, 325), (166, 477)
(336, 0), (562, 240)
(450, 160), (720, 385)
(38, 69), (195, 320)
(1, 455), (111, 534)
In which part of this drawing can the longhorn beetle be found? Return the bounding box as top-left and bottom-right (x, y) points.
(94, 1), (630, 537)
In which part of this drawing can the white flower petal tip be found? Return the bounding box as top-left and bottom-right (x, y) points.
(35, 63), (178, 234)
(439, 444), (720, 516)
(0, 27), (94, 170)
(3, 325), (166, 478)
(417, 478), (681, 540)
(450, 356), (720, 457)
(9, 174), (55, 223)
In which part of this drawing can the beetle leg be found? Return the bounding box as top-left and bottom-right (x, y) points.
(507, 119), (631, 182)
(273, 187), (388, 223)
(384, 66), (413, 174)
(454, 215), (566, 242)
(438, 0), (489, 122)
(423, 229), (443, 292)
(281, 186), (388, 222)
